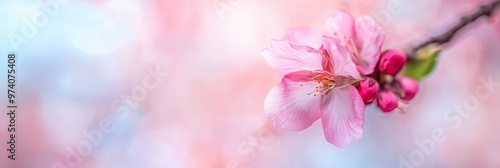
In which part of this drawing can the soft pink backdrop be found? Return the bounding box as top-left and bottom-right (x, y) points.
(0, 0), (499, 167)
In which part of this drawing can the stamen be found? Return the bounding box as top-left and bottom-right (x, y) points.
(343, 37), (359, 62)
(306, 75), (336, 96)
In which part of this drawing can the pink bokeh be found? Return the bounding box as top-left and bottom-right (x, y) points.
(0, 0), (499, 167)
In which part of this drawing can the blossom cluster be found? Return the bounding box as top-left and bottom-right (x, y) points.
(262, 10), (419, 147)
(358, 49), (419, 112)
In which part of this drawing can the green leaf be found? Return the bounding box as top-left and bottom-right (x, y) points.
(400, 46), (441, 80)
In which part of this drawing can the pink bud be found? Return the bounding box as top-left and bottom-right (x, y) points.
(395, 76), (419, 101)
(357, 77), (379, 103)
(379, 49), (407, 75)
(377, 90), (398, 112)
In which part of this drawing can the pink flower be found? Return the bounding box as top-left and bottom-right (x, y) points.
(263, 36), (365, 147)
(286, 10), (385, 75)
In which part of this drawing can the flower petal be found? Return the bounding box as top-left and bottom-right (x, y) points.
(326, 10), (356, 40)
(262, 40), (323, 76)
(322, 36), (361, 79)
(285, 27), (322, 49)
(321, 85), (365, 147)
(264, 73), (323, 131)
(355, 16), (385, 74)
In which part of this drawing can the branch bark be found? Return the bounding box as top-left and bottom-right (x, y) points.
(406, 0), (500, 58)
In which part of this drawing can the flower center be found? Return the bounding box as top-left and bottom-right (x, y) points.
(301, 71), (361, 97)
(305, 73), (336, 97)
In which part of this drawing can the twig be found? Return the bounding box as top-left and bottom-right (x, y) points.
(406, 0), (500, 58)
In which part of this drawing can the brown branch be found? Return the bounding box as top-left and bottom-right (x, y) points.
(406, 0), (500, 58)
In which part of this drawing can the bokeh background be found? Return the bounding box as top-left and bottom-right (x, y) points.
(0, 0), (500, 167)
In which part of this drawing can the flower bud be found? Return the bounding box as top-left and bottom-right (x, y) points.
(379, 49), (407, 75)
(395, 76), (419, 101)
(377, 90), (398, 112)
(357, 77), (379, 103)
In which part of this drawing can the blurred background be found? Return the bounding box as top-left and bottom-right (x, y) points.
(0, 0), (499, 167)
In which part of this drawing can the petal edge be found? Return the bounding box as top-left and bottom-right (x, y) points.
(262, 40), (323, 76)
(264, 76), (323, 131)
(320, 86), (365, 147)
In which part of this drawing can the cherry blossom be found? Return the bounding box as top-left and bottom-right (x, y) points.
(263, 37), (365, 147)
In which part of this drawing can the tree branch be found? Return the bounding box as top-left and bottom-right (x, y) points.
(406, 0), (500, 58)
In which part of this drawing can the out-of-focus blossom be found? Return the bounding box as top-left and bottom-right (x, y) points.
(286, 10), (385, 75)
(326, 10), (385, 75)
